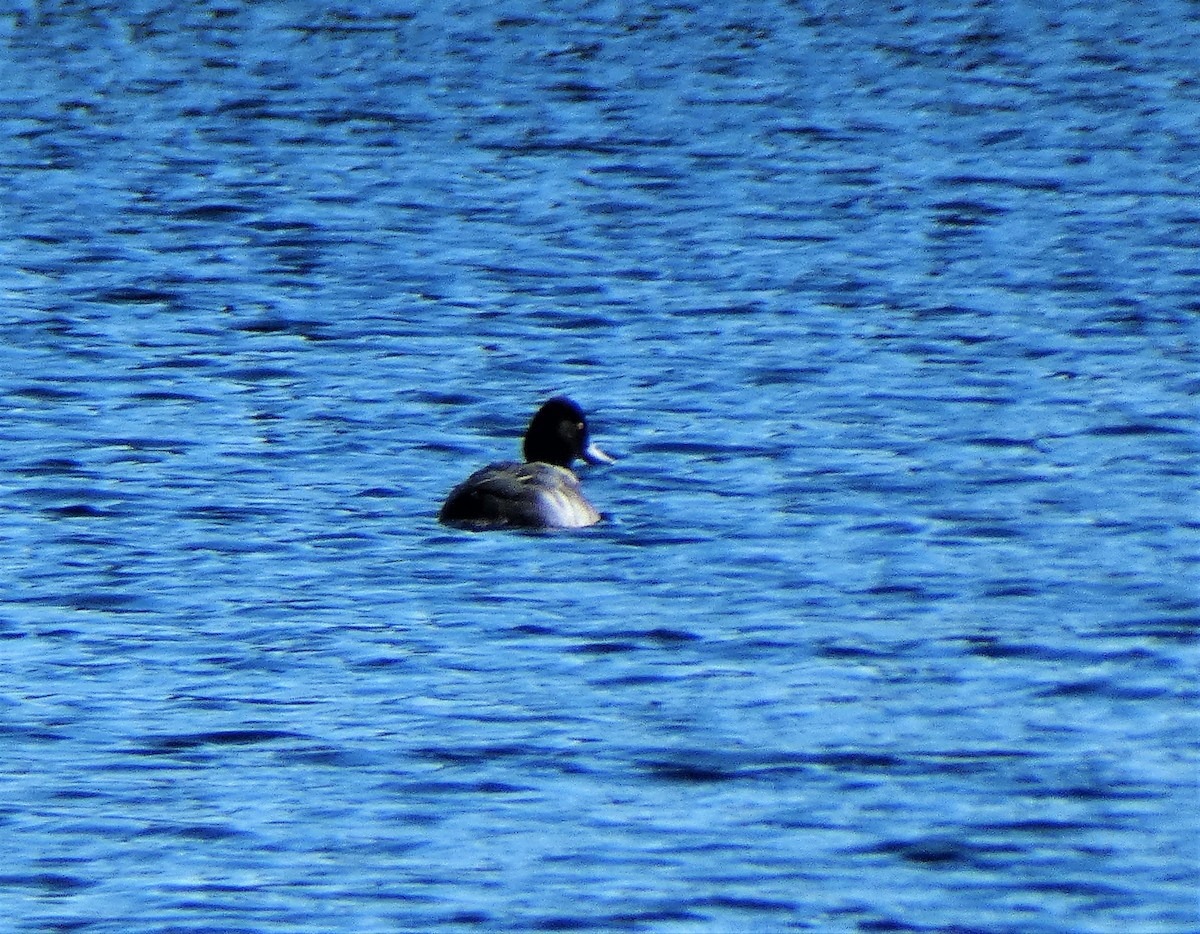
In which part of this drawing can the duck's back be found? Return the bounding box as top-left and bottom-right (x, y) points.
(438, 461), (601, 529)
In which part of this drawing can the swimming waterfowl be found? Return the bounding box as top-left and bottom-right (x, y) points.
(439, 397), (614, 530)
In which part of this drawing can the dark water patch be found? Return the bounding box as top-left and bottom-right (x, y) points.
(32, 626), (83, 640)
(1115, 617), (1198, 643)
(413, 744), (538, 766)
(607, 908), (707, 925)
(608, 265), (666, 281)
(841, 471), (925, 497)
(46, 534), (130, 552)
(180, 504), (281, 525)
(409, 390), (479, 406)
(585, 627), (690, 646)
(592, 673), (678, 687)
(395, 780), (531, 795)
(821, 165), (880, 187)
(906, 302), (992, 320)
(0, 873), (95, 893)
(929, 519), (1024, 541)
(694, 895), (797, 914)
(750, 365), (822, 386)
(1027, 781), (1157, 803)
(134, 822), (244, 842)
(1086, 421), (1189, 437)
(978, 127), (1027, 147)
(481, 135), (646, 158)
(642, 627), (700, 643)
(1036, 678), (1168, 702)
(277, 746), (373, 768)
(981, 582), (1039, 598)
(0, 723), (67, 742)
(43, 504), (115, 519)
(61, 591), (147, 613)
(508, 623), (560, 637)
(235, 316), (329, 340)
(313, 107), (429, 129)
(571, 640), (639, 655)
(305, 531), (377, 550)
(356, 486), (402, 498)
(200, 96), (285, 119)
(637, 749), (820, 784)
(293, 11), (417, 38)
(641, 760), (739, 783)
(773, 123), (854, 144)
(86, 286), (179, 305)
(963, 435), (1039, 449)
(246, 218), (322, 233)
(919, 753), (1024, 778)
(531, 917), (591, 932)
(129, 390), (208, 403)
(9, 385), (87, 402)
(527, 309), (614, 329)
(938, 172), (1065, 194)
(136, 354), (215, 371)
(1025, 879), (1133, 899)
(130, 729), (306, 755)
(861, 835), (1007, 868)
(217, 366), (300, 383)
(853, 917), (926, 933)
(170, 203), (252, 222)
(812, 751), (909, 771)
(852, 520), (925, 536)
(167, 692), (320, 711)
(96, 436), (191, 456)
(440, 910), (493, 926)
(50, 787), (104, 801)
(966, 637), (1163, 666)
(12, 458), (87, 477)
(676, 301), (765, 317)
(932, 198), (1007, 228)
(545, 80), (606, 103)
(17, 485), (109, 503)
(861, 582), (937, 600)
(975, 819), (1101, 835)
(352, 656), (408, 671)
(816, 641), (896, 660)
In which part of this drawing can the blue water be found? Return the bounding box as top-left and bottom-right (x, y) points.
(2, 1), (1198, 931)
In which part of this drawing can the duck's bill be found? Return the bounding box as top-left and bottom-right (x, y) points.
(583, 443), (615, 465)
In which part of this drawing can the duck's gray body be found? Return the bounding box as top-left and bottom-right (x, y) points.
(439, 461), (601, 529)
(438, 396), (613, 531)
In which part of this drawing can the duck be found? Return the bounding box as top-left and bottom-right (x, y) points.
(438, 396), (614, 530)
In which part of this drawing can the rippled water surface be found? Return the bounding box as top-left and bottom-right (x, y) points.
(2, 2), (1198, 931)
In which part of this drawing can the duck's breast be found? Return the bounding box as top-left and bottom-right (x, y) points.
(526, 466), (602, 528)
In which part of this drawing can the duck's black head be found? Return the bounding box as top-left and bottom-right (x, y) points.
(523, 396), (614, 468)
